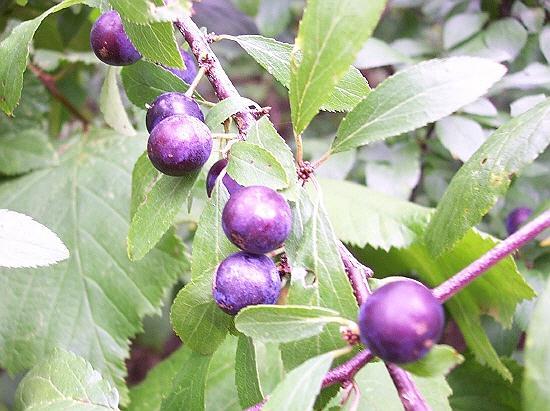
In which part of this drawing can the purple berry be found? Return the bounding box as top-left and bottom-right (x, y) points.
(146, 92), (204, 133)
(90, 11), (141, 66)
(164, 48), (198, 84)
(222, 186), (292, 254)
(147, 115), (212, 176)
(506, 207), (532, 235)
(213, 251), (281, 315)
(358, 279), (444, 364)
(206, 159), (242, 197)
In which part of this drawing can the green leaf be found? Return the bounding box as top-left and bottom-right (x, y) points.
(443, 12), (488, 50)
(127, 156), (199, 261)
(0, 130), (57, 176)
(0, 209), (69, 269)
(354, 362), (452, 410)
(235, 305), (349, 343)
(425, 98), (550, 255)
(171, 186), (237, 354)
(0, 0), (83, 114)
(331, 57), (506, 153)
(402, 345), (464, 377)
(263, 352), (334, 411)
(435, 115), (486, 162)
(205, 96), (258, 130)
(227, 142), (289, 190)
(204, 337), (240, 411)
(235, 335), (264, 409)
(354, 38), (414, 69)
(0, 130), (184, 403)
(524, 276), (550, 410)
(226, 35), (371, 112)
(15, 349), (119, 411)
(109, 0), (190, 25)
(100, 66), (136, 136)
(289, 0), (385, 133)
(449, 356), (523, 411)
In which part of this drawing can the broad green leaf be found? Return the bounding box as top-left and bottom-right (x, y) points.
(0, 130), (184, 403)
(402, 345), (464, 377)
(227, 142), (288, 190)
(289, 0), (385, 133)
(0, 0), (83, 114)
(235, 305), (349, 343)
(100, 66), (136, 136)
(524, 276), (550, 410)
(127, 155), (199, 261)
(510, 94), (547, 117)
(331, 57), (506, 153)
(205, 96), (258, 130)
(226, 35), (371, 112)
(205, 337), (240, 411)
(435, 115), (486, 162)
(15, 349), (119, 411)
(319, 179), (430, 250)
(263, 352), (334, 411)
(256, 0), (291, 37)
(171, 186), (237, 354)
(235, 335), (264, 409)
(0, 209), (69, 268)
(255, 341), (285, 394)
(425, 98), (550, 255)
(0, 130), (57, 176)
(354, 38), (413, 69)
(443, 13), (488, 50)
(354, 362), (452, 410)
(449, 356), (523, 410)
(110, 0), (190, 25)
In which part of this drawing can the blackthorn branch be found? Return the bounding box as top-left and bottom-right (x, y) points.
(386, 363), (431, 411)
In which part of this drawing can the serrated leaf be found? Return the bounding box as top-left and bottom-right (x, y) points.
(127, 155), (199, 261)
(15, 349), (119, 411)
(235, 335), (264, 409)
(425, 98), (550, 255)
(402, 345), (464, 377)
(227, 142), (288, 190)
(0, 0), (83, 114)
(435, 115), (486, 162)
(0, 209), (69, 268)
(0, 130), (184, 403)
(331, 57), (506, 153)
(100, 66), (136, 136)
(205, 96), (258, 130)
(235, 305), (348, 343)
(289, 0), (385, 133)
(226, 35), (371, 112)
(171, 186), (237, 354)
(263, 351), (334, 411)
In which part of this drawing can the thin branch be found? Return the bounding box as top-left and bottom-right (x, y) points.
(174, 16), (256, 136)
(433, 209), (550, 302)
(322, 349), (374, 388)
(28, 63), (90, 130)
(386, 364), (431, 411)
(338, 241), (372, 306)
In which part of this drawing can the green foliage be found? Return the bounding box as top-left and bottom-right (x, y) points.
(205, 96), (258, 130)
(235, 335), (264, 409)
(100, 66), (136, 136)
(402, 345), (464, 377)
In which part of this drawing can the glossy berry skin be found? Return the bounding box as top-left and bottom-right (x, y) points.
(358, 279), (444, 364)
(164, 49), (198, 84)
(213, 251), (281, 315)
(206, 159), (242, 197)
(90, 11), (141, 66)
(146, 92), (204, 132)
(222, 186), (292, 254)
(147, 115), (212, 176)
(506, 207), (532, 235)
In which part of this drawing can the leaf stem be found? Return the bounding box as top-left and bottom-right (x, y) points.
(294, 132), (304, 164)
(185, 66), (206, 97)
(385, 364), (431, 411)
(432, 209), (550, 302)
(312, 149), (332, 169)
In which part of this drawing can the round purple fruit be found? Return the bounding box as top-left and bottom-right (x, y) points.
(506, 207), (532, 235)
(90, 11), (141, 66)
(222, 186), (292, 254)
(358, 279), (444, 364)
(147, 115), (212, 176)
(164, 48), (198, 84)
(146, 92), (204, 132)
(213, 251), (281, 315)
(206, 159), (242, 197)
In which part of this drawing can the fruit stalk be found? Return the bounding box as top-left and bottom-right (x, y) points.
(321, 349), (374, 388)
(433, 209), (550, 302)
(386, 364), (431, 411)
(174, 16), (256, 135)
(338, 241), (373, 306)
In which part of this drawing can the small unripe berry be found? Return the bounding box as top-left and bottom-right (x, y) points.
(358, 279), (444, 364)
(206, 159), (242, 197)
(222, 186), (292, 254)
(164, 49), (198, 84)
(90, 11), (141, 66)
(147, 115), (212, 176)
(213, 251), (281, 315)
(146, 92), (204, 133)
(506, 207), (532, 235)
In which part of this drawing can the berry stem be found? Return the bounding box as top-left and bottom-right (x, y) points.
(321, 349), (374, 388)
(174, 16), (256, 136)
(338, 242), (373, 306)
(312, 149), (332, 169)
(433, 209), (550, 302)
(385, 364), (431, 411)
(185, 66), (206, 97)
(294, 131), (304, 164)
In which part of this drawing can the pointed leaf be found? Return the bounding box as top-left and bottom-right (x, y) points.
(100, 66), (136, 136)
(235, 335), (264, 409)
(205, 96), (258, 130)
